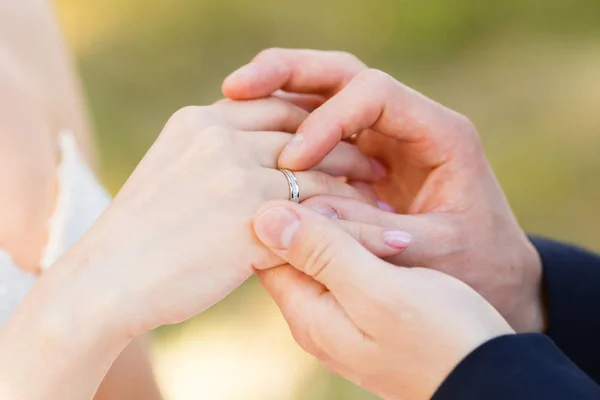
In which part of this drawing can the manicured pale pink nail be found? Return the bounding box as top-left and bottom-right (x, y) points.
(311, 205), (340, 220)
(383, 231), (412, 250)
(280, 133), (304, 160)
(377, 200), (396, 213)
(254, 207), (300, 249)
(225, 63), (260, 82)
(369, 158), (387, 179)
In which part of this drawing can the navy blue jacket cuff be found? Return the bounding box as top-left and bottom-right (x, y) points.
(432, 334), (600, 400)
(530, 235), (600, 382)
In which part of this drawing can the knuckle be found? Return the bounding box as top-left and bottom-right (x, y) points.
(169, 105), (206, 127)
(254, 47), (285, 62)
(220, 166), (250, 195)
(200, 161), (249, 198)
(213, 97), (233, 105)
(358, 68), (394, 88)
(445, 110), (482, 150)
(193, 125), (235, 154)
(331, 50), (365, 67)
(352, 69), (399, 101)
(454, 112), (475, 130)
(166, 106), (213, 135)
(301, 233), (337, 281)
(198, 124), (233, 138)
(455, 112), (479, 138)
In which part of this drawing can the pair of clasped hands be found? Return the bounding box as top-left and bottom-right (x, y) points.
(7, 49), (544, 400)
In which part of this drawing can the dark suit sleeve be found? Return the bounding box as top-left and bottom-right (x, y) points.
(433, 237), (600, 399)
(432, 334), (600, 400)
(530, 236), (600, 382)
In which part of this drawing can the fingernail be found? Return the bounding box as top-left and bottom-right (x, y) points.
(281, 133), (304, 160)
(311, 205), (340, 220)
(225, 63), (260, 82)
(254, 207), (300, 249)
(369, 158), (387, 179)
(383, 231), (412, 249)
(377, 200), (396, 213)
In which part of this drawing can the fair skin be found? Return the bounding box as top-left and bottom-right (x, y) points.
(0, 0), (96, 271)
(0, 1), (156, 397)
(252, 201), (513, 400)
(0, 49), (57, 273)
(0, 30), (542, 398)
(0, 99), (388, 399)
(223, 48), (546, 333)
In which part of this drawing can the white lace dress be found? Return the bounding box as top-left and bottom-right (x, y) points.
(0, 132), (111, 325)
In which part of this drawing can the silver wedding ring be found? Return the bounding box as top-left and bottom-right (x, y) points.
(279, 169), (300, 203)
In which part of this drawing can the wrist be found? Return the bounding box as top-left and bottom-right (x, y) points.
(508, 238), (547, 333)
(0, 249), (131, 399)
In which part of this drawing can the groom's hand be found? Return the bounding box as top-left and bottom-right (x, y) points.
(253, 200), (513, 400)
(223, 48), (545, 333)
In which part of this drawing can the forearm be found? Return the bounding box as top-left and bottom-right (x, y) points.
(0, 0), (94, 161)
(0, 0), (94, 271)
(0, 251), (130, 399)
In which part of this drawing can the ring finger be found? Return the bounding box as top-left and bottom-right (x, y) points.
(247, 131), (386, 182)
(264, 168), (377, 206)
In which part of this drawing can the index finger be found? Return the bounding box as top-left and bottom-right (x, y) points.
(222, 48), (367, 100)
(278, 69), (481, 170)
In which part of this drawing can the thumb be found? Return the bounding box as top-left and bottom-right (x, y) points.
(252, 200), (384, 301)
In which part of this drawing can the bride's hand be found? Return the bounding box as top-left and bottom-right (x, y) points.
(1, 98), (394, 400)
(60, 97), (388, 336)
(253, 201), (514, 400)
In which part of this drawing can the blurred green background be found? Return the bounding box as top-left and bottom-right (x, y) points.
(53, 1), (600, 399)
